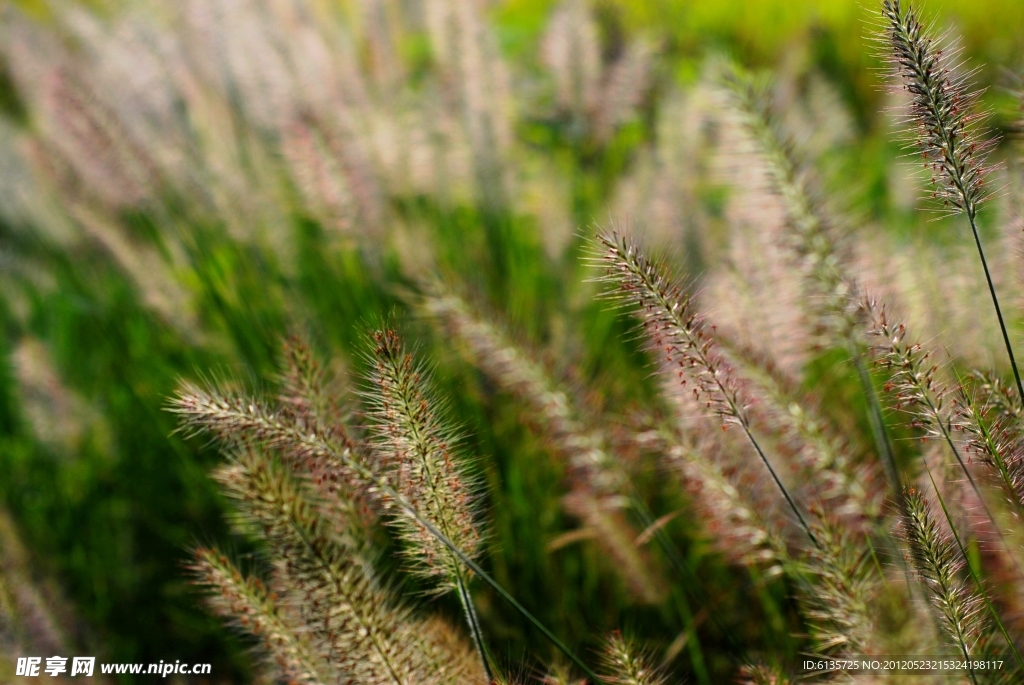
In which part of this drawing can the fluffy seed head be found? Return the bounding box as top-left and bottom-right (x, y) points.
(799, 518), (877, 656)
(215, 448), (445, 684)
(900, 487), (985, 658)
(191, 548), (328, 685)
(365, 328), (482, 588)
(881, 0), (995, 216)
(599, 632), (666, 685)
(862, 297), (949, 438)
(953, 381), (1024, 511)
(594, 230), (748, 429)
(721, 65), (860, 347)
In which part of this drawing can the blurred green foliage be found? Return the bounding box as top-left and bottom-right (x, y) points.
(499, 0), (1024, 124)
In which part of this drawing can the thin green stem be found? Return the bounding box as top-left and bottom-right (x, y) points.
(966, 209), (1024, 413)
(455, 573), (494, 683)
(354, 459), (602, 683)
(852, 352), (902, 500)
(740, 419), (819, 548)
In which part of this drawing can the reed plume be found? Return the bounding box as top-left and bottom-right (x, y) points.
(12, 0), (1024, 681)
(596, 233), (894, 663)
(880, 0), (993, 215)
(175, 338), (495, 682)
(422, 290), (622, 495)
(863, 299), (951, 440)
(172, 380), (369, 537)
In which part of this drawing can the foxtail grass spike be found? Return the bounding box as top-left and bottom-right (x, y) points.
(953, 379), (1024, 514)
(365, 328), (483, 585)
(800, 518), (877, 657)
(365, 328), (492, 680)
(594, 230), (818, 547)
(214, 448), (438, 684)
(921, 462), (1024, 674)
(599, 632), (667, 685)
(422, 288), (668, 604)
(900, 487), (983, 683)
(863, 297), (1018, 550)
(881, 0), (1024, 411)
(721, 64), (901, 498)
(173, 377), (603, 684)
(737, 664), (791, 685)
(191, 548), (328, 685)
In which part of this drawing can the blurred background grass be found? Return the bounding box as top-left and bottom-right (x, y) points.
(1, 0), (1024, 682)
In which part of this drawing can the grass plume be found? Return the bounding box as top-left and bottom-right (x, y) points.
(900, 487), (985, 681)
(191, 548), (328, 685)
(594, 230), (818, 546)
(599, 632), (666, 685)
(364, 328), (492, 679)
(881, 0), (1024, 410)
